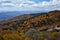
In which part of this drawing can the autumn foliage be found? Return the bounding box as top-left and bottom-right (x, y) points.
(0, 10), (60, 40)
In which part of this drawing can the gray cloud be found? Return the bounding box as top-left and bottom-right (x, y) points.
(0, 0), (60, 11)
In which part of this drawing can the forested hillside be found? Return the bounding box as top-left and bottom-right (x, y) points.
(0, 10), (60, 40)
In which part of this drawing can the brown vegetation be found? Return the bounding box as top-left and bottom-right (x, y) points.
(0, 10), (60, 40)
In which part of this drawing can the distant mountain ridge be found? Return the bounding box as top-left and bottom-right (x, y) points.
(0, 11), (46, 21)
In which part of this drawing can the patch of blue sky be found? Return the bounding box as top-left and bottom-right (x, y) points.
(30, 0), (51, 3)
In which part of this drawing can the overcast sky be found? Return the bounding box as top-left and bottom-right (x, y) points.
(0, 0), (60, 12)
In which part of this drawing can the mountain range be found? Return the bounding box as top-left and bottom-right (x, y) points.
(0, 10), (48, 21)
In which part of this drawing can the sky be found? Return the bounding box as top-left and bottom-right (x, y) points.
(0, 0), (60, 12)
